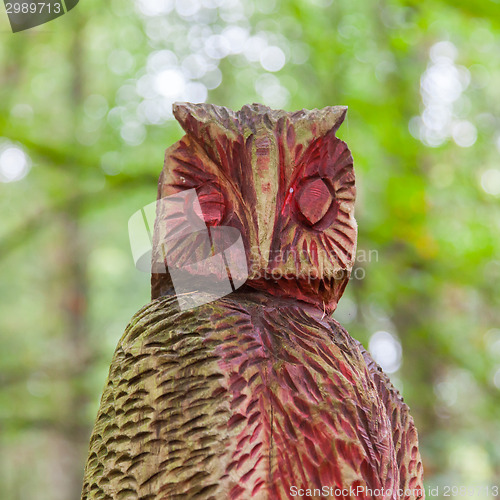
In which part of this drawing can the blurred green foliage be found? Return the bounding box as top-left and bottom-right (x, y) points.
(1, 0), (499, 498)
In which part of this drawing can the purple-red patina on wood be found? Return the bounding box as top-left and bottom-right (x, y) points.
(152, 103), (356, 314)
(82, 103), (424, 500)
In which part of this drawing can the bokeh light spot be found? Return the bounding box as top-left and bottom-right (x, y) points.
(480, 169), (500, 196)
(0, 144), (31, 183)
(369, 331), (402, 374)
(452, 120), (477, 147)
(260, 46), (286, 72)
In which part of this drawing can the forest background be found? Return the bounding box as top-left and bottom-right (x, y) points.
(1, 0), (500, 498)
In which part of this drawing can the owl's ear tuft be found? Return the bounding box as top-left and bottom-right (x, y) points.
(313, 105), (348, 136)
(288, 105), (348, 140)
(172, 101), (193, 130)
(172, 102), (209, 134)
(173, 102), (237, 137)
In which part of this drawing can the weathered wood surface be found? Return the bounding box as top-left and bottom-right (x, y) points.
(82, 103), (424, 499)
(82, 294), (423, 499)
(152, 103), (356, 314)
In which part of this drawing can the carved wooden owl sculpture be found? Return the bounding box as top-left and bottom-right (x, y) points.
(81, 103), (424, 500)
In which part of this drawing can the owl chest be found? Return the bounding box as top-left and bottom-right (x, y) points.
(134, 298), (398, 498)
(89, 297), (398, 499)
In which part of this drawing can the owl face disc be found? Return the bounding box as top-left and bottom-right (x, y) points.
(152, 103), (357, 313)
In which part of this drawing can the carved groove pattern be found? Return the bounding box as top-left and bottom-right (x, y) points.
(82, 294), (423, 499)
(152, 103), (357, 313)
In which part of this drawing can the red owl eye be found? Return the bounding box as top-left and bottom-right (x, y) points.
(195, 184), (226, 225)
(296, 177), (334, 226)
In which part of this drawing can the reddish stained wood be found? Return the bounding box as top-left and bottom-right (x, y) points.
(82, 103), (424, 500)
(151, 103), (357, 314)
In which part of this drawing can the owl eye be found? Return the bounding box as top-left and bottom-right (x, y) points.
(194, 183), (226, 226)
(296, 177), (334, 226)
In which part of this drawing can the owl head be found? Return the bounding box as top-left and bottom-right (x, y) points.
(151, 102), (357, 314)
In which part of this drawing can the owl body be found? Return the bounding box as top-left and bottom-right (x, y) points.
(82, 103), (424, 499)
(82, 293), (423, 500)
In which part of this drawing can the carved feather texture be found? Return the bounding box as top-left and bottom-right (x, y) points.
(152, 103), (356, 313)
(83, 104), (424, 500)
(82, 294), (423, 499)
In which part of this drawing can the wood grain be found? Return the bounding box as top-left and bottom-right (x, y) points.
(83, 103), (424, 500)
(151, 103), (356, 314)
(82, 294), (423, 500)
